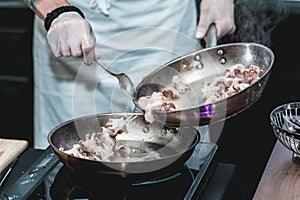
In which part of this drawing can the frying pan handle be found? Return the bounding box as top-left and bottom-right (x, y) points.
(204, 24), (217, 48)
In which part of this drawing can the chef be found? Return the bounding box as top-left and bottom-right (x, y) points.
(22, 0), (235, 150)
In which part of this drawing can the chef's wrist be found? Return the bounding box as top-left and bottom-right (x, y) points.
(44, 5), (85, 31)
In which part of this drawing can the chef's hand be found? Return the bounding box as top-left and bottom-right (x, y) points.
(195, 0), (235, 40)
(47, 12), (97, 65)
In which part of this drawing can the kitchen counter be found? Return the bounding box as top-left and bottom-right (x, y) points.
(253, 141), (300, 200)
(0, 139), (28, 173)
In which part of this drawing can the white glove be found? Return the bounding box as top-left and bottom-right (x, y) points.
(195, 0), (235, 40)
(47, 11), (96, 65)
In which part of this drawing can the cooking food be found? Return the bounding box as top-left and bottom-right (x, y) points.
(58, 115), (172, 162)
(137, 63), (264, 123)
(48, 113), (200, 175)
(137, 88), (181, 123)
(202, 63), (264, 104)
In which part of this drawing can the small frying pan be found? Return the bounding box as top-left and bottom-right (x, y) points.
(134, 25), (274, 127)
(48, 113), (200, 180)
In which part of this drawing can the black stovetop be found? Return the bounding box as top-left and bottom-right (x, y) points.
(0, 143), (218, 200)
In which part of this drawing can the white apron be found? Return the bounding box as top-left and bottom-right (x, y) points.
(33, 0), (201, 149)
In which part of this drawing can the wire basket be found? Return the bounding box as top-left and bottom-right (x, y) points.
(270, 102), (300, 164)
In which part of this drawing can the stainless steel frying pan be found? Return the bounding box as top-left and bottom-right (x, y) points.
(134, 40), (274, 127)
(48, 113), (199, 179)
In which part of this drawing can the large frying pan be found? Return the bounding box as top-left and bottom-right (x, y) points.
(134, 39), (274, 127)
(48, 113), (199, 180)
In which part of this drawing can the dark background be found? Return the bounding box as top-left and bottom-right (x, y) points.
(0, 1), (33, 145)
(215, 2), (300, 199)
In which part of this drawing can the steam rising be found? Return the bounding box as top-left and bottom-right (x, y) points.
(219, 0), (289, 47)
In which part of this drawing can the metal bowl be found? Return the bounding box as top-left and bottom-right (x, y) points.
(270, 102), (300, 163)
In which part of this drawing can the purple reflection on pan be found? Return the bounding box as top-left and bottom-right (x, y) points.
(199, 105), (213, 118)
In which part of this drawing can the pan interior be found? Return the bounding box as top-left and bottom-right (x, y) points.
(135, 42), (274, 110)
(48, 113), (199, 164)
